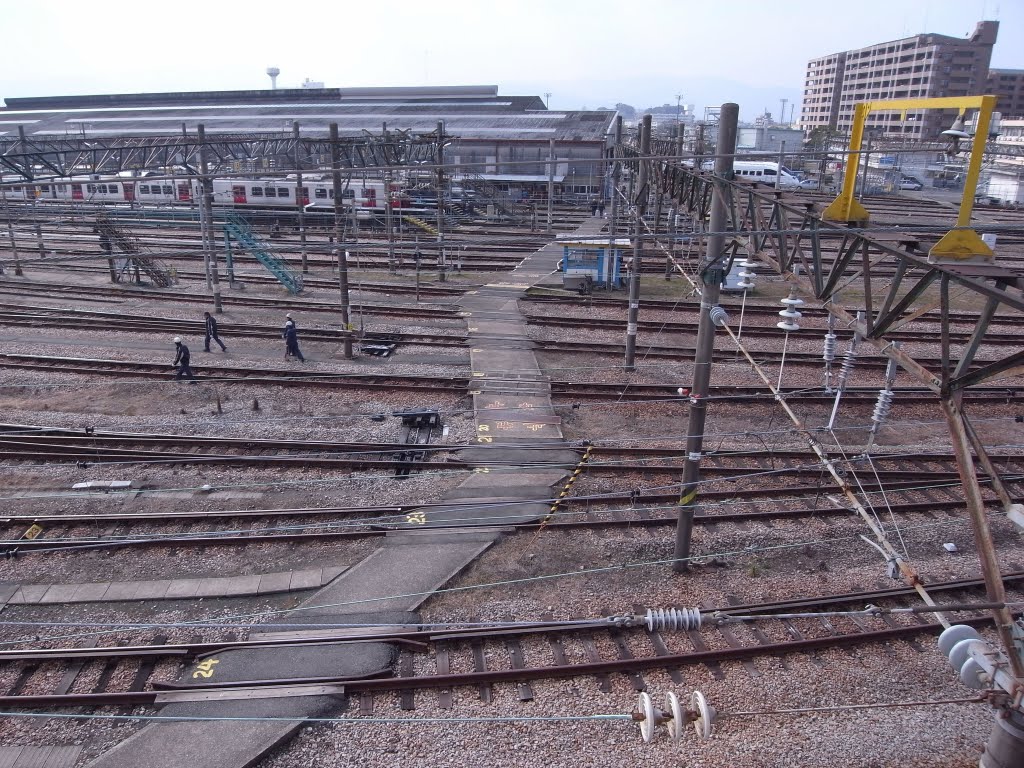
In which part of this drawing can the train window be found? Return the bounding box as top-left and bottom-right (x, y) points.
(251, 187), (264, 197)
(343, 189), (355, 199)
(58, 185), (67, 192)
(140, 185), (150, 194)
(762, 168), (776, 176)
(277, 188), (290, 197)
(109, 184), (118, 192)
(264, 187), (276, 197)
(99, 184), (108, 193)
(315, 188), (327, 199)
(41, 185), (50, 193)
(87, 184), (96, 193)
(162, 185), (172, 195)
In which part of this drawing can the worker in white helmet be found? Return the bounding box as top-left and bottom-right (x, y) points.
(282, 315), (304, 362)
(172, 337), (195, 381)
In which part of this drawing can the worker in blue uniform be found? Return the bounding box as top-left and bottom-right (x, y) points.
(203, 311), (227, 352)
(283, 314), (305, 362)
(172, 337), (195, 380)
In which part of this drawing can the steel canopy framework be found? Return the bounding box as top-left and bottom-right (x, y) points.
(0, 128), (445, 180)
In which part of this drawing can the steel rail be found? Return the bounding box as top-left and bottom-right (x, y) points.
(1, 574), (1015, 708)
(3, 489), (1009, 552)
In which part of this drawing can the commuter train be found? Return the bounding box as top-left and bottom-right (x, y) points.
(0, 174), (412, 216)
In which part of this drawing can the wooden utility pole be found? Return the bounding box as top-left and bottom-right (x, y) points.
(329, 123), (353, 359)
(673, 102), (739, 572)
(623, 114), (651, 371)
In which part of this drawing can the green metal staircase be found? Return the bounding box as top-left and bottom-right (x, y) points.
(459, 172), (528, 222)
(223, 212), (303, 294)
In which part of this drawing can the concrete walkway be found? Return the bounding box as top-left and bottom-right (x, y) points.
(0, 746), (83, 768)
(86, 215), (608, 768)
(0, 566), (346, 608)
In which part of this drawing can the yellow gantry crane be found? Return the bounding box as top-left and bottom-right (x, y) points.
(822, 95), (998, 263)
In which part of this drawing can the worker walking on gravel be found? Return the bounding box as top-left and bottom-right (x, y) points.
(172, 337), (195, 381)
(203, 311), (227, 353)
(283, 314), (305, 362)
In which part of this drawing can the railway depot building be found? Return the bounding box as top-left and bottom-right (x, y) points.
(0, 85), (616, 201)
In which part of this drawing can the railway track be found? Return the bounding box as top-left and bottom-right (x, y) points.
(522, 294), (1024, 331)
(1, 354), (1020, 405)
(2, 463), (1015, 554)
(3, 426), (1022, 488)
(0, 573), (1018, 711)
(0, 284), (461, 320)
(5, 302), (1021, 354)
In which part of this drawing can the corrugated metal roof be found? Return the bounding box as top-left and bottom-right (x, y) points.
(0, 89), (615, 143)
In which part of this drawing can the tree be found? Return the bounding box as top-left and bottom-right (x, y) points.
(805, 126), (840, 150)
(614, 103), (636, 120)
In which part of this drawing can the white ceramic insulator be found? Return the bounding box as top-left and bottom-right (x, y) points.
(871, 388), (894, 426)
(645, 607), (702, 631)
(822, 332), (837, 362)
(837, 348), (857, 387)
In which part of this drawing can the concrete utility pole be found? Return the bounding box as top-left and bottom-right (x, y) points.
(383, 124), (395, 274)
(435, 121), (445, 282)
(197, 124), (222, 313)
(293, 122), (308, 274)
(860, 132), (873, 197)
(775, 141), (786, 191)
(666, 128), (684, 279)
(546, 138), (555, 234)
(329, 123), (353, 359)
(623, 114), (651, 371)
(608, 116), (623, 272)
(1, 187), (22, 276)
(673, 102), (739, 572)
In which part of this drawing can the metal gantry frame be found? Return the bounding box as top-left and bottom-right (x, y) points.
(822, 95), (999, 263)
(640, 119), (1024, 685)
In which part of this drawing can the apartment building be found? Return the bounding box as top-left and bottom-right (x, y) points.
(987, 69), (1024, 117)
(801, 21), (999, 139)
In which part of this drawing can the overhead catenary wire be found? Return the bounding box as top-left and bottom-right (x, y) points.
(0, 695), (989, 726)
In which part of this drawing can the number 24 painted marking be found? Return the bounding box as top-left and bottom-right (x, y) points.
(192, 658), (220, 679)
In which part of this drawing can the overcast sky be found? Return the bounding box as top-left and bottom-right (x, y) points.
(2, 0), (1021, 119)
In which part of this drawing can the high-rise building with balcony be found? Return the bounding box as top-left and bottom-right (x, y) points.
(800, 21), (999, 139)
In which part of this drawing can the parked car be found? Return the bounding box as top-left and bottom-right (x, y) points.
(899, 177), (924, 191)
(797, 178), (819, 189)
